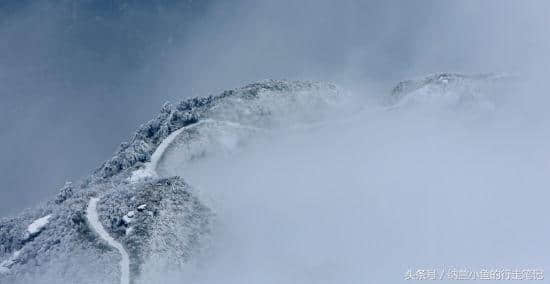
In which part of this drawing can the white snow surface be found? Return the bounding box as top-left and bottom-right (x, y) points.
(129, 120), (207, 182)
(87, 197), (130, 284)
(130, 119), (264, 182)
(27, 215), (51, 235)
(0, 250), (21, 275)
(125, 227), (134, 236)
(122, 211), (135, 224)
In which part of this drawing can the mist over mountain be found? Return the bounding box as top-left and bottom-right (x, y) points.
(2, 0), (550, 215)
(2, 73), (548, 283)
(1, 1), (550, 283)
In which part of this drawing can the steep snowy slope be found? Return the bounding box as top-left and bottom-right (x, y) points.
(0, 75), (513, 283)
(0, 80), (344, 284)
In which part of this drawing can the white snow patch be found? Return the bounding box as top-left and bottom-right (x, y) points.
(125, 227), (134, 236)
(26, 215), (51, 237)
(122, 211), (135, 224)
(0, 250), (21, 274)
(128, 167), (156, 183)
(87, 197), (130, 284)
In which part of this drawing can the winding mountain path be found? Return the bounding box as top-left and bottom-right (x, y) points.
(87, 197), (130, 284)
(130, 119), (265, 182)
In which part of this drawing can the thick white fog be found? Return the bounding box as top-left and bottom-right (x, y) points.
(143, 83), (550, 283)
(2, 1), (550, 283)
(2, 0), (550, 215)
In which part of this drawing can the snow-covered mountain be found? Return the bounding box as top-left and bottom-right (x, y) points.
(0, 75), (508, 283)
(0, 80), (345, 284)
(387, 73), (513, 110)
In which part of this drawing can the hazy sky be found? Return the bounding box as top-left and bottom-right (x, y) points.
(1, 0), (549, 216)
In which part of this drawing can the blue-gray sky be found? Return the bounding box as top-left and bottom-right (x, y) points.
(1, 0), (549, 216)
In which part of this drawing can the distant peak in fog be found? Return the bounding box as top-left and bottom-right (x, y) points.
(387, 72), (516, 111)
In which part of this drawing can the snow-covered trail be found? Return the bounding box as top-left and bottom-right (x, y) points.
(131, 119), (265, 181)
(87, 197), (130, 284)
